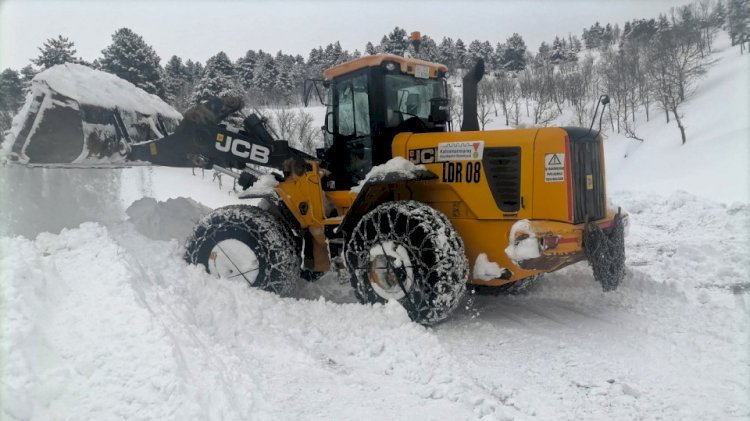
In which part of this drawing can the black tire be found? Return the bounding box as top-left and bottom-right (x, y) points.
(184, 204), (298, 295)
(470, 275), (541, 296)
(345, 201), (468, 325)
(584, 214), (626, 292)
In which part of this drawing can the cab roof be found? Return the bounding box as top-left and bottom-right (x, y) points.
(323, 54), (448, 81)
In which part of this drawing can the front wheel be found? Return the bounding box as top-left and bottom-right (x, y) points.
(184, 205), (299, 295)
(345, 201), (469, 325)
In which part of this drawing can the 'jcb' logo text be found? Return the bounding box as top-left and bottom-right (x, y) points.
(215, 134), (270, 164)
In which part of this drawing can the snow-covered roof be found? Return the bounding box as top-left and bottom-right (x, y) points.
(33, 63), (182, 119)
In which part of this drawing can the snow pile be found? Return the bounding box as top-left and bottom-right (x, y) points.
(33, 63), (181, 118)
(0, 165), (125, 238)
(504, 219), (541, 263)
(126, 197), (212, 241)
(0, 222), (518, 420)
(473, 252), (507, 281)
(237, 173), (279, 198)
(442, 190), (749, 419)
(351, 156), (427, 193)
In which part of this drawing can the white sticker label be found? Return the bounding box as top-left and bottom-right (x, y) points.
(414, 65), (430, 79)
(437, 141), (484, 161)
(544, 153), (565, 182)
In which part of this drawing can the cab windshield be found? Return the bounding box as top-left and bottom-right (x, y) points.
(385, 74), (446, 127)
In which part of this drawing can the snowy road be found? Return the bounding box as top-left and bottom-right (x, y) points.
(2, 185), (748, 420)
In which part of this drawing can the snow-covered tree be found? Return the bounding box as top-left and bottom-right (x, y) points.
(236, 49), (257, 90)
(163, 55), (193, 111)
(192, 51), (242, 104)
(380, 27), (408, 56)
(454, 39), (467, 69)
(502, 33), (527, 71)
(32, 35), (80, 68)
(0, 68), (24, 112)
(437, 37), (457, 69)
(465, 40), (493, 68)
(365, 42), (377, 55)
(0, 68), (25, 134)
(20, 65), (37, 93)
(99, 28), (164, 97)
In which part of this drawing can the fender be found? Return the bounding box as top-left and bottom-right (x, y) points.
(337, 169), (437, 237)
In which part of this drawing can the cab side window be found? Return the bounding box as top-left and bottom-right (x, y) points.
(336, 74), (370, 137)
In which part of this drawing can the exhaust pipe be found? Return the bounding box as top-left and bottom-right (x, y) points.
(461, 58), (485, 132)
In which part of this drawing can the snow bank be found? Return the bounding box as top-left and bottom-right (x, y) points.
(351, 157), (427, 193)
(0, 165), (125, 238)
(440, 190), (749, 420)
(33, 63), (181, 119)
(126, 197), (212, 241)
(0, 222), (518, 420)
(603, 34), (749, 204)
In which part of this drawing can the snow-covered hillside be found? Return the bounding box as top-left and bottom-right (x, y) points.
(1, 34), (748, 421)
(482, 33), (749, 205)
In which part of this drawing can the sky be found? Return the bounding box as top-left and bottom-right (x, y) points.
(0, 0), (696, 70)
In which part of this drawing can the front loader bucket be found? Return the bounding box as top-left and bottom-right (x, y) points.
(2, 63), (181, 166)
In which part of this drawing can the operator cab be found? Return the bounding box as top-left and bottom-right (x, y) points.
(319, 54), (449, 190)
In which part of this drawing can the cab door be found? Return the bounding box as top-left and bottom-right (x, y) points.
(323, 71), (373, 190)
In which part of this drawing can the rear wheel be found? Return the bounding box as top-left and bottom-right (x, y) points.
(184, 205), (298, 295)
(345, 201), (468, 325)
(584, 214), (626, 292)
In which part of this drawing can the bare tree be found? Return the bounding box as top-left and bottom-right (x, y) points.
(449, 91), (463, 131)
(647, 14), (711, 144)
(477, 81), (494, 130)
(295, 109), (322, 154)
(520, 62), (560, 126)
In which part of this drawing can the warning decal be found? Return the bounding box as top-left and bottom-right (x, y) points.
(437, 141), (484, 161)
(544, 153), (565, 182)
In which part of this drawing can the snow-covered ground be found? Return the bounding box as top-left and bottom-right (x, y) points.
(1, 35), (749, 420)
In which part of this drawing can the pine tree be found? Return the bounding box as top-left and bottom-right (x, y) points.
(275, 51), (295, 103)
(550, 36), (567, 63)
(455, 38), (467, 69)
(32, 35), (79, 68)
(0, 68), (25, 134)
(99, 28), (164, 97)
(538, 41), (551, 59)
(493, 42), (507, 69)
(503, 33), (527, 71)
(236, 49), (258, 90)
(365, 42), (377, 55)
(163, 55), (191, 110)
(192, 51), (242, 104)
(377, 27), (409, 56)
(0, 69), (25, 112)
(412, 35), (439, 62)
(20, 65), (37, 93)
(252, 50), (278, 103)
(438, 37), (456, 69)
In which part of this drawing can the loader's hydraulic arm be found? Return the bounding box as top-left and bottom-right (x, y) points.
(126, 96), (313, 187)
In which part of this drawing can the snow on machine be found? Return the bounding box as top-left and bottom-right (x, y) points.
(4, 33), (627, 325)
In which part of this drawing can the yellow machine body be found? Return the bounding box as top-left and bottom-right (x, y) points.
(271, 126), (625, 286)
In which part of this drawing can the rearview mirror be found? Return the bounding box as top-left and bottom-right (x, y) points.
(323, 111), (334, 134)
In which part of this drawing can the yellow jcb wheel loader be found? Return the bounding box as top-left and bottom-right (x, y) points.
(183, 53), (626, 325)
(9, 45), (627, 325)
